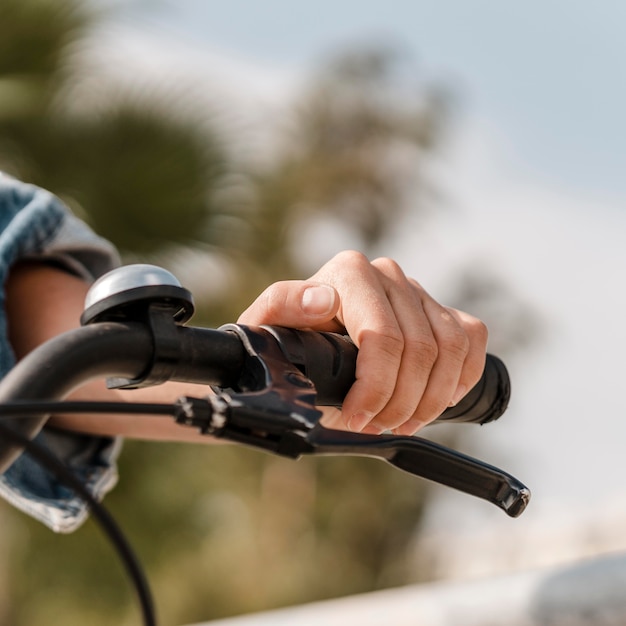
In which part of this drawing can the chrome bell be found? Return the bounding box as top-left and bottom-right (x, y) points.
(81, 264), (195, 325)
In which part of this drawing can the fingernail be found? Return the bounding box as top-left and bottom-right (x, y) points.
(348, 411), (374, 432)
(449, 384), (467, 407)
(302, 285), (335, 316)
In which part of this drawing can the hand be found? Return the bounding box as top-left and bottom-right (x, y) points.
(237, 251), (488, 435)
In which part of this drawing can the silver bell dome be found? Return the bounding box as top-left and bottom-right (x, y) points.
(82, 264), (194, 325)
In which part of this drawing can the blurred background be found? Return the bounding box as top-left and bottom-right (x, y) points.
(1, 1), (625, 624)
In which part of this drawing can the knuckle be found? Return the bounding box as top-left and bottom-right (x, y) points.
(441, 325), (470, 362)
(405, 334), (438, 367)
(452, 309), (489, 347)
(435, 309), (471, 362)
(469, 318), (489, 346)
(371, 256), (407, 282)
(259, 281), (289, 318)
(332, 249), (370, 270)
(373, 325), (405, 358)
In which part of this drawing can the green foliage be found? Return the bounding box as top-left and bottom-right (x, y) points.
(6, 442), (429, 625)
(0, 0), (86, 180)
(51, 104), (227, 256)
(0, 0), (86, 78)
(0, 0), (227, 260)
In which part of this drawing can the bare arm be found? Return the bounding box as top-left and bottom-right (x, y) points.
(6, 261), (213, 441)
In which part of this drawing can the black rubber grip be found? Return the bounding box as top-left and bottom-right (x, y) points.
(262, 326), (511, 424)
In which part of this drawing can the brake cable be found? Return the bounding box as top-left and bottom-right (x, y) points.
(0, 417), (159, 626)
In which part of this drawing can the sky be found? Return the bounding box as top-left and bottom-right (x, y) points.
(99, 0), (626, 567)
(122, 0), (626, 197)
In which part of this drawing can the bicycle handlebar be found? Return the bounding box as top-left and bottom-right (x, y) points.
(0, 263), (527, 521)
(0, 321), (509, 474)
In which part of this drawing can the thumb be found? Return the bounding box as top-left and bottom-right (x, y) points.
(238, 281), (339, 327)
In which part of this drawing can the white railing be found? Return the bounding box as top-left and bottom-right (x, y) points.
(187, 551), (626, 626)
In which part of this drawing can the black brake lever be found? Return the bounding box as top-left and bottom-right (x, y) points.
(174, 324), (530, 517)
(300, 427), (529, 517)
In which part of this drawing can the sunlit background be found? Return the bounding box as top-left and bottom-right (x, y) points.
(1, 1), (625, 624)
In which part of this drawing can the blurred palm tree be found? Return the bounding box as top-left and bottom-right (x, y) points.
(0, 0), (227, 260)
(0, 2), (535, 626)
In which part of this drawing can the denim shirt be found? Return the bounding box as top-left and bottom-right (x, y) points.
(0, 173), (122, 533)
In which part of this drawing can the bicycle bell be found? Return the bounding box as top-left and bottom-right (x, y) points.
(81, 264), (195, 326)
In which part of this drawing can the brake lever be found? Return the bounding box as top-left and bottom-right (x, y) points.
(301, 426), (529, 517)
(175, 324), (530, 517)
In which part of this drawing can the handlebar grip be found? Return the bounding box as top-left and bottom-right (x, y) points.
(435, 352), (510, 424)
(261, 326), (510, 425)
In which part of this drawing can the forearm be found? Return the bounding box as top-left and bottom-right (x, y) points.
(47, 379), (218, 441)
(5, 260), (220, 442)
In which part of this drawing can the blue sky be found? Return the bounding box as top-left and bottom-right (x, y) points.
(124, 0), (626, 198)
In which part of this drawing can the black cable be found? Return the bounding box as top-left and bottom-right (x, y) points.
(0, 420), (157, 626)
(0, 400), (176, 417)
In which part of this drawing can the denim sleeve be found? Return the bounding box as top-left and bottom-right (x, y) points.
(0, 173), (123, 533)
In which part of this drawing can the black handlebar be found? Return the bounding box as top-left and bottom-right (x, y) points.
(0, 321), (511, 475)
(0, 322), (232, 474)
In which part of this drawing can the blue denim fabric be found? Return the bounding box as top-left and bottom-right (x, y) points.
(0, 173), (122, 532)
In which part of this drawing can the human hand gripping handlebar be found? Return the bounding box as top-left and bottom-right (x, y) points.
(0, 264), (530, 518)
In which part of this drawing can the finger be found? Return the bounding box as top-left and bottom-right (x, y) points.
(393, 294), (474, 435)
(337, 286), (405, 432)
(310, 252), (405, 432)
(358, 259), (438, 432)
(238, 280), (340, 328)
(445, 307), (489, 403)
